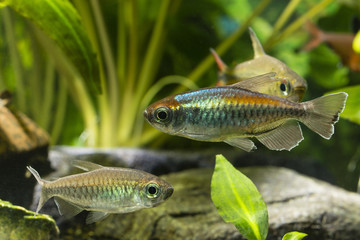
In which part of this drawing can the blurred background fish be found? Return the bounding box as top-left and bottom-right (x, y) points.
(27, 160), (173, 224)
(144, 83), (347, 152)
(211, 28), (307, 102)
(304, 20), (360, 72)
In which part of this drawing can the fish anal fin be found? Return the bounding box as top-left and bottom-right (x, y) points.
(249, 27), (266, 58)
(256, 121), (304, 151)
(231, 72), (277, 90)
(86, 211), (109, 224)
(72, 160), (103, 171)
(224, 138), (257, 152)
(54, 197), (83, 219)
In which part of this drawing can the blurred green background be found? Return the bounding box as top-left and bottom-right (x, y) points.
(0, 0), (360, 190)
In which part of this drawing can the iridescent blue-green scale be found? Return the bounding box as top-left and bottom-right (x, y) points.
(176, 87), (305, 134)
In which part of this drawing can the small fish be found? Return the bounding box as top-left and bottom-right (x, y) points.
(211, 28), (307, 102)
(27, 160), (173, 224)
(144, 83), (347, 152)
(304, 21), (360, 72)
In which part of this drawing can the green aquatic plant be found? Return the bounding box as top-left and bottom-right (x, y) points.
(0, 0), (340, 147)
(211, 154), (307, 240)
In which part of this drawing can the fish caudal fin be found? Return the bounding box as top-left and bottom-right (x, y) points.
(210, 48), (228, 72)
(27, 166), (50, 216)
(302, 92), (348, 139)
(303, 21), (325, 51)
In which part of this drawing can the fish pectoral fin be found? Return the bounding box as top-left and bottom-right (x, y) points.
(54, 197), (83, 219)
(231, 72), (278, 91)
(256, 121), (304, 151)
(86, 211), (109, 224)
(224, 138), (257, 152)
(72, 160), (103, 171)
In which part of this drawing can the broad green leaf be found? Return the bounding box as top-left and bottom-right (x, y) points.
(2, 0), (101, 93)
(308, 45), (349, 89)
(282, 231), (308, 240)
(326, 85), (360, 125)
(211, 154), (268, 240)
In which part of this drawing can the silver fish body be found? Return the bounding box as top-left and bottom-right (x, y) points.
(144, 84), (347, 152)
(27, 160), (173, 224)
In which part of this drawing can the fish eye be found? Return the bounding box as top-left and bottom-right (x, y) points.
(145, 183), (160, 199)
(279, 81), (290, 96)
(280, 82), (286, 92)
(154, 107), (172, 123)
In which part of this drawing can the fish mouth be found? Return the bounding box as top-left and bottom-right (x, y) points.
(293, 86), (307, 101)
(143, 109), (148, 119)
(164, 187), (174, 200)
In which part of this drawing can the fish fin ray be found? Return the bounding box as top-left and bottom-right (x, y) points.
(210, 48), (228, 72)
(256, 121), (304, 151)
(249, 27), (266, 58)
(224, 138), (257, 152)
(231, 72), (277, 90)
(27, 166), (50, 216)
(302, 92), (348, 139)
(86, 211), (109, 224)
(54, 197), (83, 219)
(72, 160), (103, 171)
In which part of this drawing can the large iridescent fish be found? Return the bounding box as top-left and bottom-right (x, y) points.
(27, 160), (173, 224)
(211, 28), (307, 102)
(304, 21), (360, 72)
(144, 81), (347, 152)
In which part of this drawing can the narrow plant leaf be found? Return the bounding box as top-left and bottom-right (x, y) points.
(211, 154), (268, 240)
(2, 0), (101, 93)
(326, 86), (360, 125)
(282, 231), (308, 240)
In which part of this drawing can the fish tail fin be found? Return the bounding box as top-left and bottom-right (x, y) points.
(301, 92), (348, 139)
(210, 48), (230, 86)
(303, 21), (325, 51)
(210, 48), (228, 72)
(27, 166), (50, 216)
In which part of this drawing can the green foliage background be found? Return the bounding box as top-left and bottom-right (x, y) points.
(1, 0), (360, 190)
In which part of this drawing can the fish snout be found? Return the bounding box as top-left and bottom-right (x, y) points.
(164, 187), (174, 200)
(143, 109), (149, 120)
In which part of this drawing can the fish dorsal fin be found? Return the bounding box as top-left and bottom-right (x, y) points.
(256, 121), (304, 151)
(249, 27), (266, 58)
(210, 48), (228, 72)
(86, 211), (109, 224)
(72, 160), (103, 171)
(230, 72), (277, 90)
(224, 137), (257, 152)
(54, 197), (83, 219)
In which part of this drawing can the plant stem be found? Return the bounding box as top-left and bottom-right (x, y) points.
(50, 78), (67, 145)
(33, 24), (99, 146)
(40, 60), (55, 130)
(2, 8), (26, 112)
(91, 0), (119, 145)
(117, 0), (127, 96)
(264, 0), (302, 51)
(117, 0), (139, 144)
(265, 0), (333, 49)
